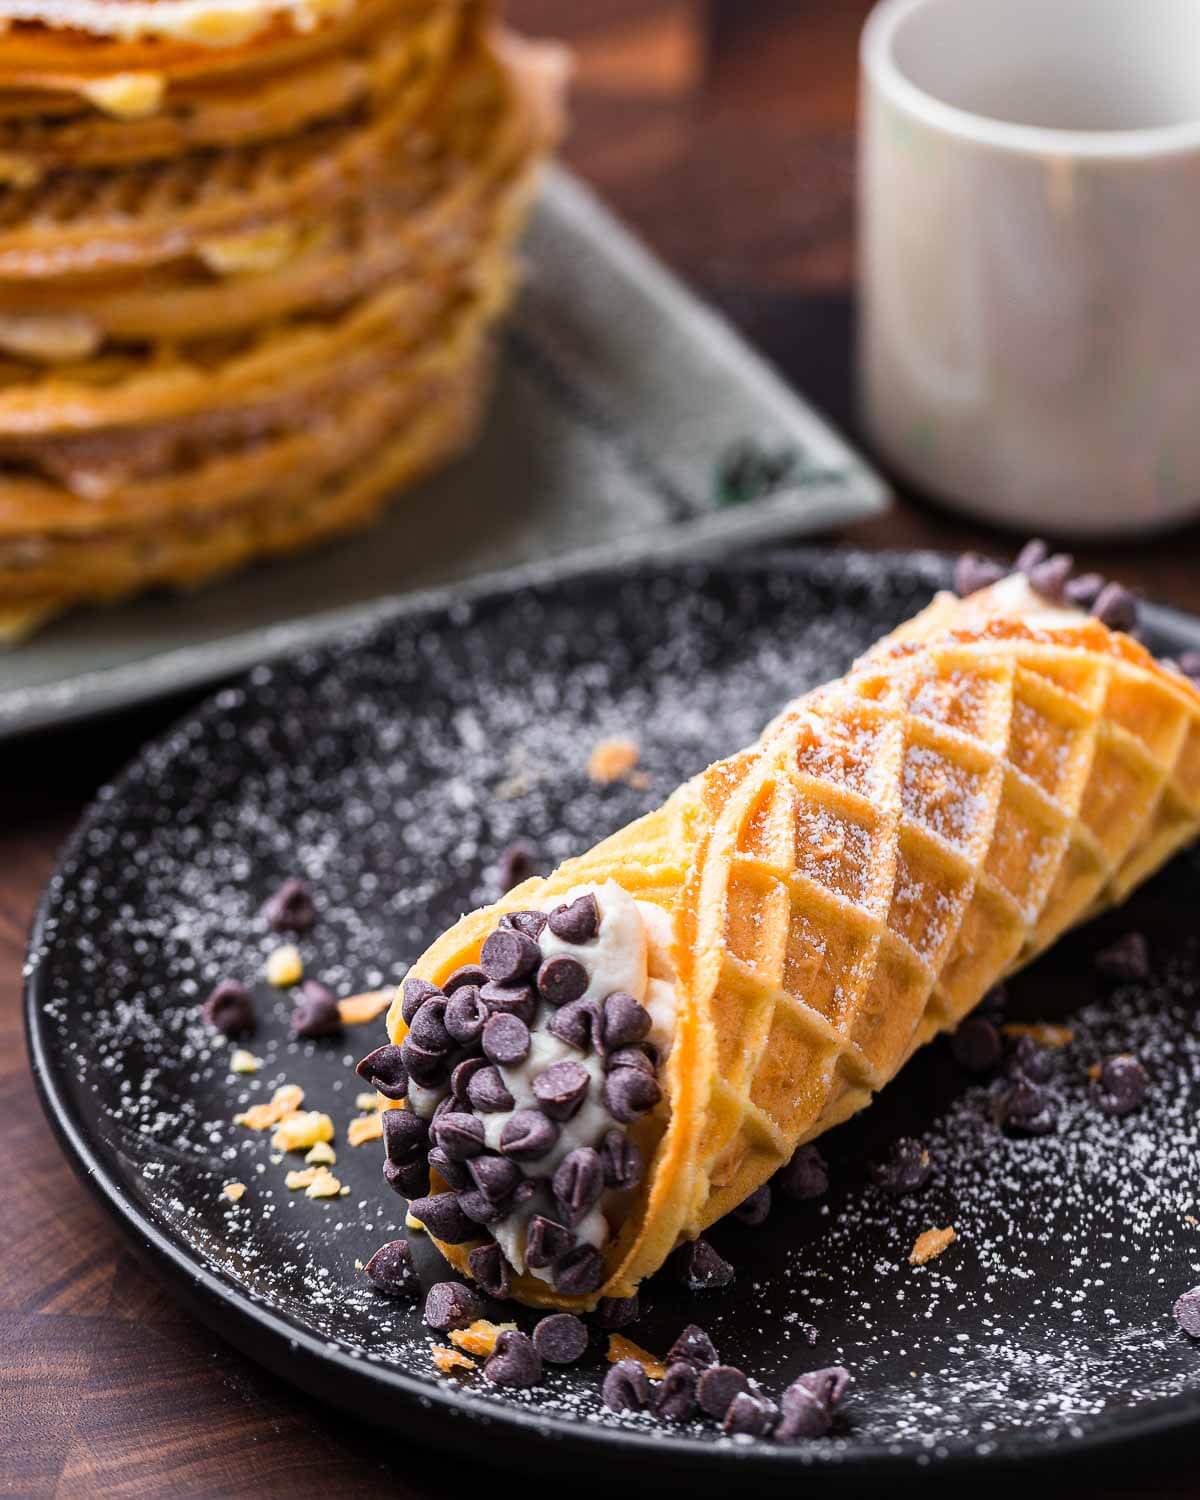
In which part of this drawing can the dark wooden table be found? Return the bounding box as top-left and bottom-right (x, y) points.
(5, 3), (1200, 1494)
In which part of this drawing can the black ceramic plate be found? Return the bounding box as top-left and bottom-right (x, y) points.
(25, 550), (1200, 1487)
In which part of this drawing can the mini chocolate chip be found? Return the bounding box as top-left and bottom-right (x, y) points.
(291, 980), (342, 1039)
(424, 1280), (483, 1332)
(951, 1016), (1002, 1073)
(698, 1364), (750, 1420)
(427, 1147), (471, 1193)
(1027, 552), (1074, 601)
(497, 841), (538, 894)
(871, 1137), (932, 1196)
(466, 1064), (515, 1114)
(1095, 931), (1151, 984)
(775, 1143), (828, 1200)
(995, 1076), (1058, 1136)
(525, 1214), (573, 1270)
(953, 552), (1004, 597)
(537, 955), (588, 1006)
(457, 1189), (503, 1225)
(355, 1043), (408, 1101)
(593, 1294), (639, 1330)
(1180, 649), (1200, 683)
(1174, 1287), (1200, 1337)
(400, 1035), (448, 1088)
(548, 892), (600, 944)
(674, 1238), (734, 1291)
(450, 1055), (487, 1101)
(432, 1092), (457, 1121)
(777, 1366), (851, 1440)
(732, 1184), (771, 1226)
(478, 980), (536, 1024)
(481, 926), (542, 984)
(603, 1359), (650, 1413)
(401, 977), (442, 1024)
(554, 1243), (605, 1296)
(383, 1157), (429, 1199)
(533, 1060), (591, 1121)
(791, 1366), (852, 1409)
(599, 992), (652, 1052)
(482, 1011), (530, 1067)
(1016, 538), (1049, 575)
(1008, 1033), (1054, 1083)
(656, 1361), (698, 1422)
(468, 1242), (513, 1300)
(1065, 571), (1105, 608)
(1092, 581), (1138, 632)
(553, 1147), (604, 1227)
(499, 1108), (559, 1162)
(409, 996), (452, 1053)
(201, 979), (255, 1037)
(381, 1106), (427, 1164)
(485, 1329), (542, 1388)
(603, 1067), (661, 1122)
(599, 1128), (643, 1190)
(433, 1112), (485, 1161)
(445, 987), (489, 1046)
(605, 1045), (656, 1076)
(363, 1238), (418, 1297)
(500, 909), (549, 940)
(548, 997), (599, 1053)
(408, 1193), (478, 1245)
(1095, 1053), (1147, 1116)
(468, 1154), (522, 1203)
(668, 1324), (718, 1367)
(442, 965), (488, 996)
(533, 1313), (588, 1365)
(724, 1391), (778, 1437)
(263, 877), (315, 933)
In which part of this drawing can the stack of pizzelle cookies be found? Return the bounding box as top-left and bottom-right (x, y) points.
(0, 0), (565, 640)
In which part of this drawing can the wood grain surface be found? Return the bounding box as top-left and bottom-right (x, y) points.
(5, 2), (1200, 1495)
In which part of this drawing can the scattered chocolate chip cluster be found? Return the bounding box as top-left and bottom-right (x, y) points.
(953, 539), (1139, 633)
(356, 891), (664, 1298)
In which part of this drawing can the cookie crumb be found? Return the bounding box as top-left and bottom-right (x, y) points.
(234, 1082), (304, 1130)
(910, 1226), (957, 1266)
(1002, 1023), (1074, 1049)
(271, 1110), (334, 1153)
(432, 1345), (476, 1375)
(607, 1333), (667, 1380)
(221, 1182), (246, 1202)
(305, 1140), (336, 1166)
(229, 1048), (260, 1074)
(449, 1319), (518, 1356)
(355, 1091), (382, 1113)
(587, 737), (643, 786)
(348, 1112), (384, 1147)
(265, 944), (303, 987)
(338, 990), (392, 1025)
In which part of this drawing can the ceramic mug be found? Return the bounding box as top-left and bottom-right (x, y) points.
(859, 0), (1200, 537)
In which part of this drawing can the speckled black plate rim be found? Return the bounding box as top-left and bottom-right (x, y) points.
(22, 549), (1200, 1489)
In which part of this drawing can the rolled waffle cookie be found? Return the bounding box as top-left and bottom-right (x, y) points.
(369, 570), (1200, 1310)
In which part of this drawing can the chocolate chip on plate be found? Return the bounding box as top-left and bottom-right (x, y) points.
(593, 1294), (639, 1330)
(1094, 1053), (1147, 1116)
(500, 909), (548, 941)
(724, 1391), (778, 1437)
(445, 987), (489, 1046)
(548, 996), (599, 1053)
(995, 1076), (1058, 1136)
(533, 1313), (588, 1365)
(468, 1242), (513, 1301)
(553, 1147), (605, 1227)
(655, 1361), (698, 1422)
(732, 1183), (771, 1226)
(497, 841), (538, 894)
(547, 892), (600, 944)
(1007, 1033), (1054, 1083)
(383, 1156), (429, 1199)
(674, 1238), (734, 1291)
(697, 1364), (750, 1420)
(599, 992), (652, 1052)
(423, 1280), (483, 1332)
(951, 1015), (1002, 1074)
(201, 979), (255, 1037)
(355, 1043), (408, 1101)
(776, 1367), (851, 1441)
(499, 1109), (559, 1162)
(481, 926), (542, 985)
(668, 1324), (718, 1368)
(263, 877), (315, 933)
(408, 1194), (478, 1245)
(485, 1329), (543, 1388)
(442, 965), (489, 996)
(381, 1106), (427, 1164)
(466, 1064), (515, 1114)
(599, 1127), (643, 1190)
(426, 1148), (470, 1192)
(525, 1214), (573, 1270)
(775, 1143), (828, 1200)
(1092, 581), (1138, 632)
(1095, 931), (1151, 984)
(537, 955), (589, 1007)
(953, 552), (1004, 598)
(534, 1060), (591, 1122)
(401, 976), (443, 1024)
(554, 1243), (606, 1296)
(603, 1067), (661, 1122)
(291, 980), (342, 1039)
(482, 1011), (531, 1067)
(870, 1137), (932, 1196)
(1174, 1287), (1200, 1338)
(433, 1112), (485, 1161)
(468, 1154), (522, 1204)
(363, 1238), (417, 1297)
(603, 1359), (650, 1413)
(479, 979), (537, 1025)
